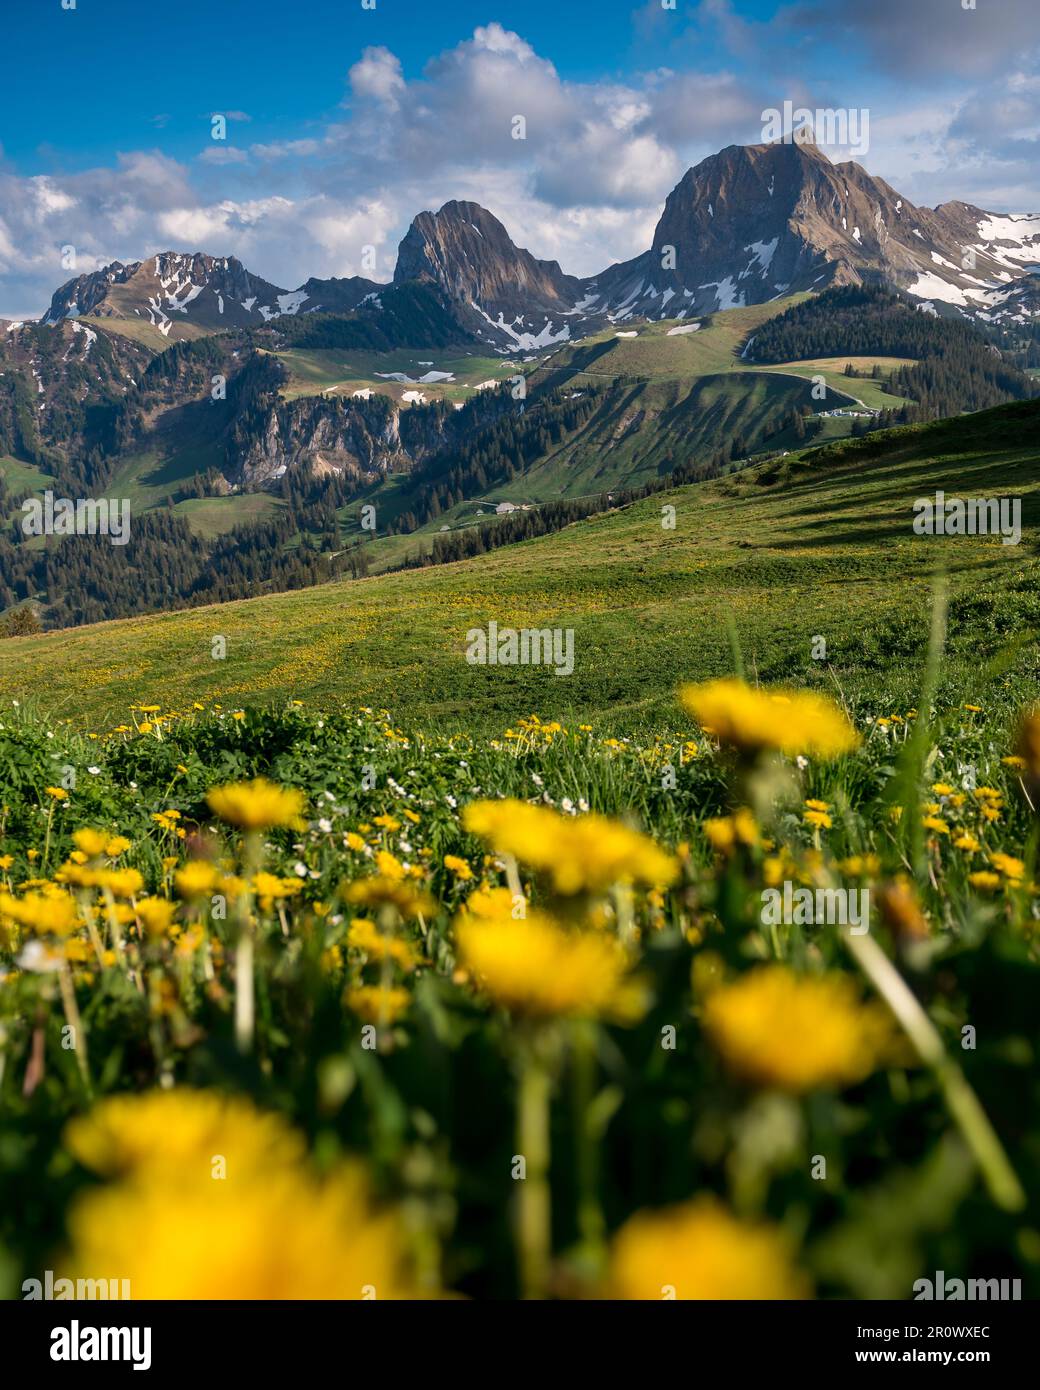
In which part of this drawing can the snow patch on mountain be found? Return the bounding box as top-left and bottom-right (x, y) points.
(471, 303), (570, 349)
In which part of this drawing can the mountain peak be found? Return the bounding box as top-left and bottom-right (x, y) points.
(581, 139), (1039, 323)
(392, 200), (583, 350)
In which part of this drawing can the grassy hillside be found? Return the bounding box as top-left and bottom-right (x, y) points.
(272, 346), (515, 404)
(2, 401), (1037, 731)
(82, 315), (215, 351)
(3, 300), (914, 554)
(508, 371), (854, 498)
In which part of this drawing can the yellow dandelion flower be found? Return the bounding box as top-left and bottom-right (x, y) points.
(251, 872), (302, 910)
(95, 868), (145, 899)
(455, 910), (645, 1022)
(0, 889), (81, 936)
(838, 854), (881, 878)
(457, 885), (523, 920)
(679, 678), (859, 759)
(135, 898), (177, 939)
(803, 809), (832, 830)
(206, 778), (306, 831)
(704, 808), (759, 854)
(346, 918), (418, 971)
(64, 1163), (417, 1299)
(989, 852), (1025, 881)
(443, 854), (473, 880)
(72, 828), (108, 858)
(344, 984), (412, 1025)
(174, 861), (221, 898)
(921, 816), (949, 836)
(968, 871), (1002, 892)
(953, 834), (980, 852)
(344, 877), (434, 918)
(462, 800), (677, 895)
(65, 1089), (305, 1180)
(609, 1195), (810, 1300)
(61, 1092), (412, 1299)
(702, 965), (895, 1092)
(374, 850), (405, 881)
(45, 786), (70, 801)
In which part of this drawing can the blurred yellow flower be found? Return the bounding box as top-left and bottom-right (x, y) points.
(463, 800), (676, 895)
(374, 850), (405, 881)
(62, 1092), (412, 1299)
(96, 868), (145, 899)
(704, 808), (759, 854)
(174, 861), (221, 898)
(443, 854), (473, 880)
(252, 872), (302, 910)
(345, 876), (434, 918)
(679, 678), (859, 759)
(456, 910), (645, 1022)
(65, 1089), (305, 1181)
(989, 853), (1025, 881)
(135, 898), (177, 939)
(72, 828), (108, 858)
(206, 778), (306, 831)
(64, 1167), (411, 1299)
(876, 877), (929, 941)
(0, 889), (80, 936)
(702, 966), (894, 1092)
(609, 1195), (810, 1300)
(968, 871), (1002, 892)
(344, 984), (412, 1025)
(347, 917), (418, 971)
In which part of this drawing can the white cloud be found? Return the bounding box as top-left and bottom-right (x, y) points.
(348, 46), (406, 108)
(471, 21), (537, 61)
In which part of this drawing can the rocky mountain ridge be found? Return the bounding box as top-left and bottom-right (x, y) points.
(34, 142), (1040, 352)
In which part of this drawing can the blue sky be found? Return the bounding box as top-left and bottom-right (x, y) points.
(1, 0), (1037, 316)
(5, 0), (784, 169)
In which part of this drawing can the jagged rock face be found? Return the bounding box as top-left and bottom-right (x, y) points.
(581, 142), (1040, 321)
(31, 144), (1040, 355)
(230, 390), (492, 489)
(393, 200), (591, 351)
(44, 253), (315, 339)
